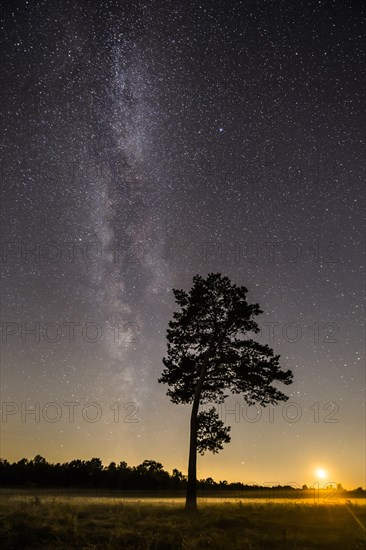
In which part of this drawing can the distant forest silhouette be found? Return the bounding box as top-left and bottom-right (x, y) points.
(1, 456), (364, 494)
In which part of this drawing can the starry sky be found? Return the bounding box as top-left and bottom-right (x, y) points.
(1, 0), (365, 488)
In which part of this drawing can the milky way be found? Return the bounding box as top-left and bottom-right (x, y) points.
(1, 1), (364, 485)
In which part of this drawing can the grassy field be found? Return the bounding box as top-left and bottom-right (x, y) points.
(0, 496), (365, 549)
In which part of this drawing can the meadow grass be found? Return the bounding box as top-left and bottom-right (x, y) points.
(0, 495), (365, 549)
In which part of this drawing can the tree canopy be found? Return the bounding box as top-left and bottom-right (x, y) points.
(159, 273), (293, 511)
(159, 273), (293, 407)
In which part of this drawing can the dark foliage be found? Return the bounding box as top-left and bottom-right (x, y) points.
(158, 273), (294, 510)
(0, 456), (175, 490)
(159, 273), (293, 408)
(0, 456), (364, 494)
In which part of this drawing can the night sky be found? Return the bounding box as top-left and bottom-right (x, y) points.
(1, 0), (364, 488)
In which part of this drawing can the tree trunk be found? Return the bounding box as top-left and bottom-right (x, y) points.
(185, 347), (213, 512)
(185, 399), (199, 511)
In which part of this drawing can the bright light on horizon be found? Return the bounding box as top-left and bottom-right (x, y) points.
(316, 468), (327, 479)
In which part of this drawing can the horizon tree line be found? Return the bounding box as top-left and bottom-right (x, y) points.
(1, 456), (362, 493)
